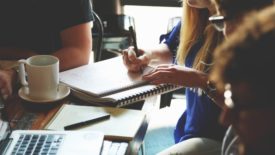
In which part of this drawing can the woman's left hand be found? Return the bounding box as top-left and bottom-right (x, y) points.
(142, 64), (207, 88)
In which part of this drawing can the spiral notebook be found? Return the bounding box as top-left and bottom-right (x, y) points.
(60, 56), (182, 107)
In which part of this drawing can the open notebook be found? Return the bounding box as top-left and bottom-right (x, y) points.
(0, 130), (104, 155)
(60, 56), (182, 107)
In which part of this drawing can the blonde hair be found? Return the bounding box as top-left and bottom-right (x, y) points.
(177, 1), (222, 72)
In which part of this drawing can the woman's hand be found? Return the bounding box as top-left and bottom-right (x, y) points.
(122, 46), (151, 72)
(142, 64), (207, 88)
(0, 69), (16, 100)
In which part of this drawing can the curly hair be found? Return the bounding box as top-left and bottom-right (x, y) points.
(212, 0), (273, 18)
(210, 6), (275, 97)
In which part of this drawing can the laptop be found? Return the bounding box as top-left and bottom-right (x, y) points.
(0, 130), (104, 155)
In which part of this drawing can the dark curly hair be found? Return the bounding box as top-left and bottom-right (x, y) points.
(210, 6), (275, 99)
(212, 0), (273, 18)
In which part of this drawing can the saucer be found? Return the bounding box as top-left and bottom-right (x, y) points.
(18, 84), (70, 103)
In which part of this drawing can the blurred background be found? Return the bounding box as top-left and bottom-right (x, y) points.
(92, 0), (182, 60)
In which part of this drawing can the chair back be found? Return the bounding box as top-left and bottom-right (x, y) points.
(91, 10), (104, 62)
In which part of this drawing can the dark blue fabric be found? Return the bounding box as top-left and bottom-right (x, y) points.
(159, 21), (181, 64)
(159, 22), (226, 144)
(174, 40), (226, 143)
(0, 0), (94, 54)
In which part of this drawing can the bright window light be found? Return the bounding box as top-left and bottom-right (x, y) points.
(124, 6), (182, 49)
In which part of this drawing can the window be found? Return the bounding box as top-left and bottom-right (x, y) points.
(124, 6), (182, 48)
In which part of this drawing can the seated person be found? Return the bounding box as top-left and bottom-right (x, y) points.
(210, 5), (275, 155)
(0, 0), (94, 99)
(125, 0), (226, 155)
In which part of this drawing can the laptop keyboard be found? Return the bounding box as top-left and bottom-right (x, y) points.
(102, 141), (128, 155)
(9, 134), (129, 155)
(12, 134), (64, 155)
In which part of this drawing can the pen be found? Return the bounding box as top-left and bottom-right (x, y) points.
(64, 114), (111, 130)
(129, 26), (140, 57)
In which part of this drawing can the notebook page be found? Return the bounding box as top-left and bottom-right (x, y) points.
(60, 56), (154, 97)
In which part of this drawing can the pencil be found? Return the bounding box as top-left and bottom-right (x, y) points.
(129, 26), (140, 57)
(64, 114), (111, 130)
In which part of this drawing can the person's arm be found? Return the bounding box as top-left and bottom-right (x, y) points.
(0, 22), (92, 99)
(53, 22), (92, 71)
(122, 45), (172, 72)
(140, 21), (181, 64)
(123, 22), (180, 72)
(144, 44), (173, 63)
(142, 64), (224, 107)
(0, 22), (92, 71)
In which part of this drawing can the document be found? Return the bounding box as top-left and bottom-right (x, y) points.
(45, 104), (146, 141)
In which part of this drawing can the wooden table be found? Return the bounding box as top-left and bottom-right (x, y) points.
(2, 91), (160, 155)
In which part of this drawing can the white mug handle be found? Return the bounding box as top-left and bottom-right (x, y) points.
(18, 59), (28, 86)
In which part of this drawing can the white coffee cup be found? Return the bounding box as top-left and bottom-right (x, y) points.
(18, 55), (59, 100)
